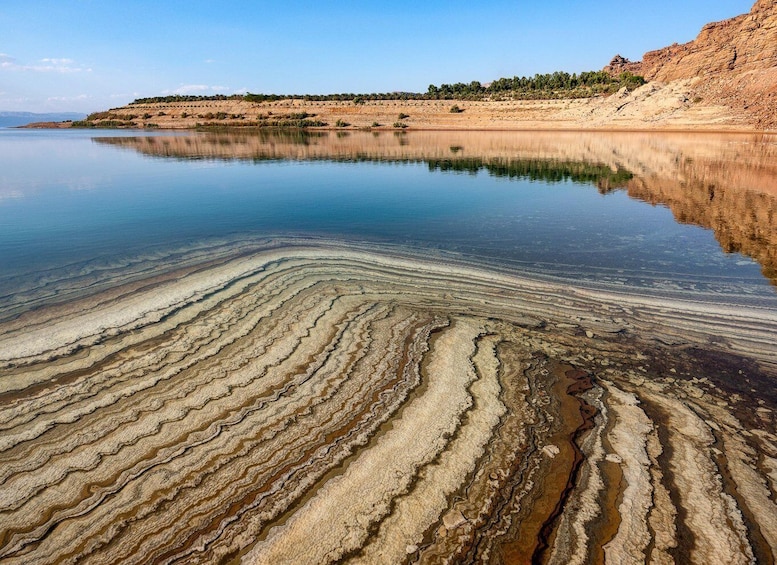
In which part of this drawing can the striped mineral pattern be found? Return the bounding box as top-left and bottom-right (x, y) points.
(1, 240), (776, 564)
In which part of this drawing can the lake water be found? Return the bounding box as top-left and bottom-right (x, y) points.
(2, 128), (776, 315)
(3, 128), (777, 564)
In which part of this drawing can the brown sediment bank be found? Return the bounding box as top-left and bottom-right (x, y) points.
(54, 84), (761, 132)
(0, 239), (775, 563)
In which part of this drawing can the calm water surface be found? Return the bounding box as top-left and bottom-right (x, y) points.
(1, 128), (775, 307)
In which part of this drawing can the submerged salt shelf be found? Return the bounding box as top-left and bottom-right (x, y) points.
(1, 130), (776, 563)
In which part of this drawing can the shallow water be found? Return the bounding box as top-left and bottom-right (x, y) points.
(2, 128), (776, 312)
(2, 128), (777, 564)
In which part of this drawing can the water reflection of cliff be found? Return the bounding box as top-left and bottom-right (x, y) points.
(96, 130), (777, 283)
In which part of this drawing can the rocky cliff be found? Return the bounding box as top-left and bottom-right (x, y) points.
(606, 0), (777, 128)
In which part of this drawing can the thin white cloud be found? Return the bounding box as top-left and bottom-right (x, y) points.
(162, 84), (230, 95)
(162, 84), (208, 95)
(110, 92), (140, 99)
(47, 94), (90, 102)
(204, 58), (216, 64)
(0, 95), (32, 103)
(0, 53), (16, 69)
(0, 54), (91, 73)
(41, 57), (74, 65)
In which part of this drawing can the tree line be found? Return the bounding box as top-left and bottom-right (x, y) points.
(428, 71), (644, 99)
(128, 70), (645, 106)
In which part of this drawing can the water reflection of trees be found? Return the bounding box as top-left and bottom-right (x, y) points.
(426, 158), (633, 190)
(95, 131), (777, 285)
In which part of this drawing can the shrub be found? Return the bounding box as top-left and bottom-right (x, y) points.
(335, 119), (350, 127)
(393, 121), (408, 128)
(397, 112), (410, 120)
(449, 105), (464, 113)
(371, 121), (381, 127)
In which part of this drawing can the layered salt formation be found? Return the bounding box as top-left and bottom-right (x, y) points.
(1, 240), (776, 563)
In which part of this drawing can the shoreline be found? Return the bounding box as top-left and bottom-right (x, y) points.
(17, 124), (777, 134)
(24, 79), (774, 132)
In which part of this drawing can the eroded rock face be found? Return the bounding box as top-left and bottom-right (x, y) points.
(607, 0), (777, 128)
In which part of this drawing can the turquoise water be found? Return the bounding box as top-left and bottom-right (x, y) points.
(0, 129), (773, 302)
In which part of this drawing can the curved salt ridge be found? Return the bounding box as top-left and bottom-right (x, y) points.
(546, 385), (608, 565)
(244, 318), (486, 564)
(602, 386), (654, 563)
(0, 240), (775, 564)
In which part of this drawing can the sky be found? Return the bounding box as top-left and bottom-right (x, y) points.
(0, 0), (754, 113)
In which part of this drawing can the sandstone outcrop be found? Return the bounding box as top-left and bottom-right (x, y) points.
(607, 0), (777, 129)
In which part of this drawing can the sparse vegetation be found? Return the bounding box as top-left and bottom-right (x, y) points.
(71, 119), (137, 128)
(252, 112), (327, 128)
(95, 68), (650, 130)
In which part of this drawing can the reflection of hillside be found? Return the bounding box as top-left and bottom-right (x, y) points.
(96, 131), (777, 283)
(624, 176), (777, 281)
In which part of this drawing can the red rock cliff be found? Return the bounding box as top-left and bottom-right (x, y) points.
(607, 0), (777, 129)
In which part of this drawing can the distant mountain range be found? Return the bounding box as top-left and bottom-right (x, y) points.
(0, 111), (87, 128)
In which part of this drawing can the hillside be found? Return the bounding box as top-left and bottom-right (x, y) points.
(43, 0), (777, 131)
(61, 83), (747, 131)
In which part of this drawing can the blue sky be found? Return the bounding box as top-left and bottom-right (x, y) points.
(0, 0), (753, 113)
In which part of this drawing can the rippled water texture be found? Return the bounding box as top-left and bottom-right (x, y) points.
(1, 129), (776, 564)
